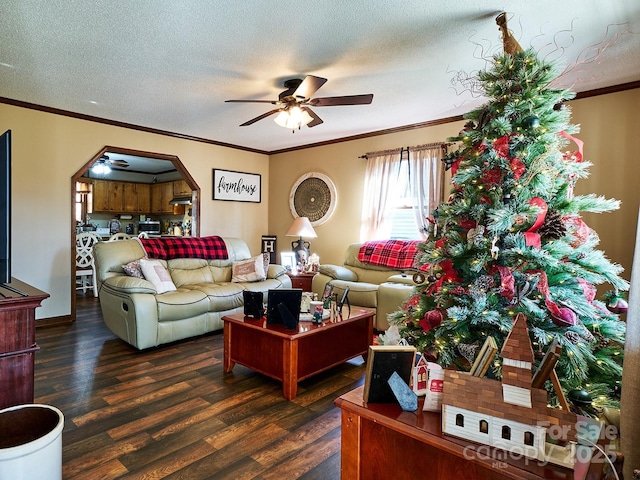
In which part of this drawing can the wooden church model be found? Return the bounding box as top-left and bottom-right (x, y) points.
(441, 313), (579, 467)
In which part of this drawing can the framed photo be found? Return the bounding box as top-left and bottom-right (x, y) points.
(212, 168), (261, 203)
(363, 345), (416, 404)
(280, 251), (296, 272)
(321, 282), (333, 300)
(469, 336), (497, 377)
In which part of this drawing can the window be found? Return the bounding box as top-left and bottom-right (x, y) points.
(501, 425), (511, 440)
(524, 431), (534, 446)
(387, 161), (421, 240)
(479, 419), (489, 434)
(360, 144), (445, 241)
(75, 182), (92, 225)
(455, 414), (464, 427)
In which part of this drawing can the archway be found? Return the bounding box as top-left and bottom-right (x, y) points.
(70, 146), (200, 322)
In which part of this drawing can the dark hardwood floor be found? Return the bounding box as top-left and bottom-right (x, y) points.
(34, 294), (366, 479)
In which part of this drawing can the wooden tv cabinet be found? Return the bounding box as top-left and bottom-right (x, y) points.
(335, 386), (604, 480)
(0, 278), (49, 409)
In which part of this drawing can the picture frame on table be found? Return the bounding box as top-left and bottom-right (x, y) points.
(321, 282), (333, 300)
(280, 251), (296, 272)
(363, 345), (417, 404)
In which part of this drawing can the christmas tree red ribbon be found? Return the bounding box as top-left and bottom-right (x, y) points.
(493, 265), (515, 300)
(451, 142), (486, 176)
(493, 134), (526, 180)
(428, 259), (460, 295)
(530, 270), (560, 316)
(559, 130), (583, 162)
(524, 197), (548, 248)
(530, 269), (577, 326)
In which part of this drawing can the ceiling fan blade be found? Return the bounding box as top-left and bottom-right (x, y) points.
(239, 108), (282, 126)
(310, 94), (373, 106)
(225, 99), (278, 104)
(111, 161), (129, 167)
(293, 75), (328, 100)
(303, 107), (323, 128)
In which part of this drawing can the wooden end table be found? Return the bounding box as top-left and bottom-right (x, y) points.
(286, 271), (317, 291)
(222, 308), (374, 400)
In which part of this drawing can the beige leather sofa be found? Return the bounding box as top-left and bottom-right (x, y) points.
(93, 237), (291, 349)
(311, 243), (417, 331)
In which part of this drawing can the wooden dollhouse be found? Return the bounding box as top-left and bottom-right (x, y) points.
(441, 314), (580, 467)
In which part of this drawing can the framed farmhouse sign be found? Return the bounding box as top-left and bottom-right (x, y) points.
(212, 169), (261, 203)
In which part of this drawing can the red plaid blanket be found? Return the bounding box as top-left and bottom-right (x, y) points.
(141, 236), (228, 260)
(358, 240), (420, 270)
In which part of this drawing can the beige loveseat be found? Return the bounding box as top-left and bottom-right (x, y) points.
(311, 243), (417, 331)
(93, 236), (291, 349)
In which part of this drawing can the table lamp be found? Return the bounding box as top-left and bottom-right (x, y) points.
(285, 217), (317, 265)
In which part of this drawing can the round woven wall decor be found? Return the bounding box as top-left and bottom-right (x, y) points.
(289, 172), (337, 226)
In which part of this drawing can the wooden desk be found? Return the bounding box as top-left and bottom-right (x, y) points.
(335, 386), (603, 480)
(223, 308), (373, 399)
(0, 278), (49, 409)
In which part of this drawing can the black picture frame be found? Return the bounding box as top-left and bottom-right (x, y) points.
(363, 345), (416, 404)
(266, 288), (302, 330)
(243, 290), (264, 319)
(212, 168), (261, 203)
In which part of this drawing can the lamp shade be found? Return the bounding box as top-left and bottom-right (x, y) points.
(285, 217), (317, 238)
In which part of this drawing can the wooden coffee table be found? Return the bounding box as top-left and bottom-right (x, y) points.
(222, 308), (374, 400)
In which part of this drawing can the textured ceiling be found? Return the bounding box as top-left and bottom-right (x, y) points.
(2, 1), (639, 153)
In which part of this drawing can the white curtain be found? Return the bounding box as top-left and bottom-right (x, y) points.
(360, 149), (401, 241)
(359, 143), (445, 242)
(408, 144), (445, 240)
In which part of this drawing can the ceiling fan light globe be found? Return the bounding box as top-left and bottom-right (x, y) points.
(91, 162), (111, 175)
(274, 106), (313, 130)
(274, 110), (290, 127)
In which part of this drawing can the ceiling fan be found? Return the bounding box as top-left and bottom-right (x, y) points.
(98, 154), (129, 168)
(225, 75), (373, 130)
(91, 154), (129, 175)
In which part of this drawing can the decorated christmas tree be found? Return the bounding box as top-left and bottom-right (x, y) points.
(392, 21), (629, 409)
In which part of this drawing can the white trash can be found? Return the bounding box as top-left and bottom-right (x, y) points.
(0, 404), (64, 480)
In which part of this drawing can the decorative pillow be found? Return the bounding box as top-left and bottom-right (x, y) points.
(139, 258), (177, 294)
(232, 255), (267, 283)
(262, 252), (270, 276)
(122, 260), (144, 279)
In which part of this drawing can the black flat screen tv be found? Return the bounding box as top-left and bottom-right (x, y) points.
(0, 130), (10, 285)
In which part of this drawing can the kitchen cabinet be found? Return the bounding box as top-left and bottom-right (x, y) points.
(123, 183), (138, 212)
(151, 182), (174, 214)
(92, 180), (124, 213)
(93, 180), (185, 214)
(94, 180), (152, 214)
(137, 184), (151, 213)
(173, 179), (191, 197)
(124, 183), (151, 213)
(108, 182), (124, 212)
(92, 180), (109, 212)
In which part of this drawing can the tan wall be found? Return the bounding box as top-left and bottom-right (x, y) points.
(268, 121), (465, 266)
(269, 88), (640, 287)
(2, 86), (638, 321)
(0, 103), (269, 320)
(571, 89), (640, 285)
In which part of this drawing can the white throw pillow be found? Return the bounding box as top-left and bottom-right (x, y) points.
(232, 255), (267, 282)
(139, 258), (177, 294)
